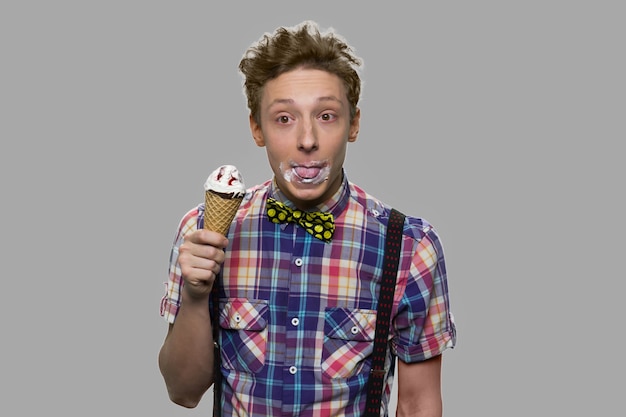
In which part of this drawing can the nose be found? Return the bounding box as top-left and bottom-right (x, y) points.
(297, 118), (318, 152)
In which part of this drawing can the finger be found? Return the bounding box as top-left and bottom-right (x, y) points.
(181, 268), (217, 300)
(183, 267), (218, 287)
(179, 242), (226, 266)
(179, 250), (223, 277)
(185, 229), (229, 248)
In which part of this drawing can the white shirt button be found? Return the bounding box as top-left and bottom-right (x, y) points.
(294, 258), (303, 267)
(351, 326), (360, 335)
(234, 314), (242, 323)
(291, 317), (300, 326)
(289, 366), (297, 375)
(372, 209), (380, 217)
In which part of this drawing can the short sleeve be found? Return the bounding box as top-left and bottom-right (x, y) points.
(392, 227), (456, 363)
(159, 207), (201, 324)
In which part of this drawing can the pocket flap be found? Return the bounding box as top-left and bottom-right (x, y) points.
(324, 307), (376, 342)
(219, 298), (268, 331)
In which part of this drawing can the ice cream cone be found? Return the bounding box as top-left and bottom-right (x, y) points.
(204, 190), (244, 236)
(203, 165), (246, 236)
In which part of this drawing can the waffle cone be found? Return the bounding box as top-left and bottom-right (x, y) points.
(204, 190), (243, 236)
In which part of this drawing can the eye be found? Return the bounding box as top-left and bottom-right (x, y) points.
(320, 113), (336, 121)
(277, 115), (290, 124)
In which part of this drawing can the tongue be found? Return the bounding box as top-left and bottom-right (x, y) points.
(295, 166), (321, 179)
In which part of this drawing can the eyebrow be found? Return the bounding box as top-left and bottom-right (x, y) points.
(268, 96), (344, 108)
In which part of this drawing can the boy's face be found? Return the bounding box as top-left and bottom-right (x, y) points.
(250, 68), (360, 210)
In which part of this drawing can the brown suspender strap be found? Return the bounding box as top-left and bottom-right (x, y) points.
(212, 279), (222, 417)
(363, 208), (405, 417)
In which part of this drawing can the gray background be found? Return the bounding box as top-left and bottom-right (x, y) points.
(1, 1), (623, 415)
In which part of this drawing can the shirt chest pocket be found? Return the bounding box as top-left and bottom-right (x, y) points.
(219, 298), (268, 374)
(321, 307), (377, 379)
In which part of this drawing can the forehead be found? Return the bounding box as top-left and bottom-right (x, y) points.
(262, 68), (347, 105)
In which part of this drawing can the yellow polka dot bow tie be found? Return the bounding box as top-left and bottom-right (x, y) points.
(266, 197), (335, 242)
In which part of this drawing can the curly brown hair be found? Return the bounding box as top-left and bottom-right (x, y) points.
(239, 21), (363, 125)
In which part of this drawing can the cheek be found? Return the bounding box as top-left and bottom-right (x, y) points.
(264, 142), (282, 162)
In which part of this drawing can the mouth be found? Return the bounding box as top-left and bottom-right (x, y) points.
(294, 165), (322, 179)
(285, 163), (330, 184)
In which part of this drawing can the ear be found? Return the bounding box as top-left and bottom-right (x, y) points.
(348, 107), (361, 143)
(250, 114), (265, 147)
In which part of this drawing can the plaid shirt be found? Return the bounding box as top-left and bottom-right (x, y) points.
(160, 174), (456, 417)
